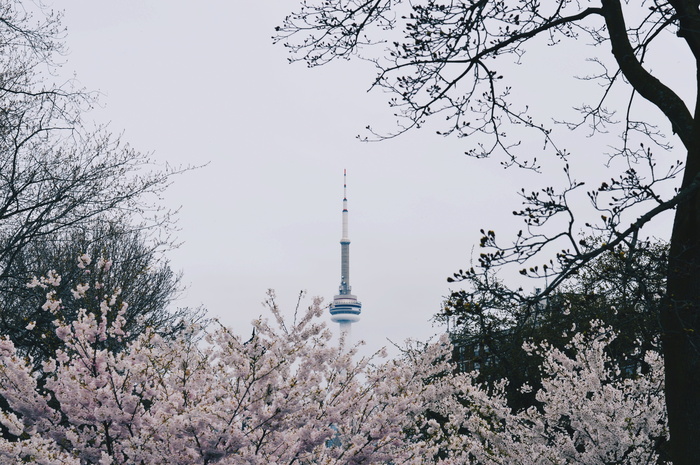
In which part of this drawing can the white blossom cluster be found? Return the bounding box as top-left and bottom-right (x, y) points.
(0, 261), (668, 464)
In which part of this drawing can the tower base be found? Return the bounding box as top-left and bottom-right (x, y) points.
(338, 321), (352, 343)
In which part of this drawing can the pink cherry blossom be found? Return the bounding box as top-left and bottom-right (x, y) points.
(0, 263), (669, 464)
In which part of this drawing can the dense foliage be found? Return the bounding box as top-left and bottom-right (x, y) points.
(442, 238), (666, 411)
(0, 223), (193, 369)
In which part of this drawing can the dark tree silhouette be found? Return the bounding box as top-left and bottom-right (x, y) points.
(277, 1), (700, 462)
(440, 238), (666, 416)
(0, 2), (180, 286)
(0, 1), (200, 379)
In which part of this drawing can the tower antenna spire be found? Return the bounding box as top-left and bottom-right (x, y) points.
(330, 169), (361, 340)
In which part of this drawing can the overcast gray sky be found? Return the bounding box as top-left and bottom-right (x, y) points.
(57, 1), (682, 354)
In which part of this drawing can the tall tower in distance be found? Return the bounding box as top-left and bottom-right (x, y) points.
(330, 169), (362, 339)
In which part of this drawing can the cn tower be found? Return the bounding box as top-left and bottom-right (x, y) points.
(329, 169), (361, 338)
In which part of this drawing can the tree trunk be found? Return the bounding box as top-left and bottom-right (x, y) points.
(664, 135), (700, 464)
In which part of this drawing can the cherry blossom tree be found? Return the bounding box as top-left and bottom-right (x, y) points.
(275, 2), (699, 461)
(0, 262), (667, 464)
(451, 325), (668, 464)
(5, 224), (194, 370)
(0, 263), (455, 464)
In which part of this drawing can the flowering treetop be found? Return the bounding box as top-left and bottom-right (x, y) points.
(0, 260), (668, 464)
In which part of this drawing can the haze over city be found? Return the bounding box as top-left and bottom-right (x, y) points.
(59, 2), (680, 353)
(57, 1), (522, 352)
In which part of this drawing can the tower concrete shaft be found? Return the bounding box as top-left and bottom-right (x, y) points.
(330, 170), (361, 334)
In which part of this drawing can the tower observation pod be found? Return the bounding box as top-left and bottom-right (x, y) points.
(330, 169), (361, 339)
